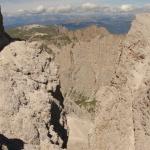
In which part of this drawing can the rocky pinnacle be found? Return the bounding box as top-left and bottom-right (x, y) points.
(0, 6), (11, 50)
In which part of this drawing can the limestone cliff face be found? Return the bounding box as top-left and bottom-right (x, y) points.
(90, 13), (150, 150)
(56, 26), (124, 114)
(0, 41), (68, 150)
(0, 8), (10, 50)
(57, 26), (124, 95)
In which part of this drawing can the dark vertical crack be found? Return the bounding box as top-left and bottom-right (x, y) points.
(50, 85), (68, 149)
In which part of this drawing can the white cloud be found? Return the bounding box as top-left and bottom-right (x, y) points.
(36, 5), (46, 13)
(47, 7), (55, 13)
(144, 3), (150, 8)
(16, 5), (47, 15)
(9, 3), (138, 16)
(55, 5), (72, 13)
(120, 4), (134, 12)
(16, 9), (28, 15)
(17, 9), (25, 13)
(81, 2), (99, 11)
(31, 5), (73, 14)
(46, 5), (73, 13)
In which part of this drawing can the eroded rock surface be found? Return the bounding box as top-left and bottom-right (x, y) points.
(0, 41), (68, 150)
(56, 26), (124, 117)
(57, 26), (124, 96)
(90, 13), (150, 150)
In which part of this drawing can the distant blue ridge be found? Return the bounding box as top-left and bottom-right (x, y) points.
(4, 14), (135, 34)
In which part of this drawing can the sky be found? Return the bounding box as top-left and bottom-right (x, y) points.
(0, 0), (150, 15)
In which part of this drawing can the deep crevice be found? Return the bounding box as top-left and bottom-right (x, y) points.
(0, 134), (24, 150)
(50, 85), (68, 149)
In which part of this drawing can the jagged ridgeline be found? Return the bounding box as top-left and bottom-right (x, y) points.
(6, 12), (125, 149)
(7, 24), (72, 48)
(8, 23), (125, 115)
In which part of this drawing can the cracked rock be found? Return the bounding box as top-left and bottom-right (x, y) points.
(0, 41), (68, 150)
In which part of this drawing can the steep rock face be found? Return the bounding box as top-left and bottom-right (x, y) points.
(90, 13), (150, 150)
(0, 8), (10, 50)
(7, 23), (122, 149)
(0, 41), (68, 150)
(56, 27), (124, 113)
(57, 26), (124, 95)
(55, 26), (125, 149)
(67, 25), (110, 42)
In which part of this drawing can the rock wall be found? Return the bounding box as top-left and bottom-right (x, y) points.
(57, 26), (124, 96)
(56, 26), (124, 114)
(0, 7), (11, 50)
(90, 13), (150, 150)
(0, 41), (68, 150)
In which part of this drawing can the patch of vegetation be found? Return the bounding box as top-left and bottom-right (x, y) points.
(7, 25), (73, 48)
(69, 89), (97, 113)
(39, 43), (55, 58)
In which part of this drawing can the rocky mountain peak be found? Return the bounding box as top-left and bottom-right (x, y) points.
(1, 4), (150, 149)
(90, 13), (150, 150)
(0, 6), (4, 33)
(0, 7), (11, 50)
(0, 41), (68, 150)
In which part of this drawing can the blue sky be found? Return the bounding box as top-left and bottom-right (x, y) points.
(0, 0), (149, 6)
(0, 0), (150, 14)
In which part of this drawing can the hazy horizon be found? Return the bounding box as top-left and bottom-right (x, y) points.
(1, 0), (150, 34)
(0, 0), (150, 15)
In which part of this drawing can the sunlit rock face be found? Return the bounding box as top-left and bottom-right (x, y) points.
(90, 13), (150, 150)
(0, 7), (69, 150)
(0, 41), (68, 150)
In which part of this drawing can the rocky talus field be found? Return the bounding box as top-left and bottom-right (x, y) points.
(1, 7), (150, 150)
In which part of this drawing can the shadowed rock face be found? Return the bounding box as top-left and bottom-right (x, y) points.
(0, 9), (4, 33)
(0, 7), (11, 50)
(0, 134), (24, 150)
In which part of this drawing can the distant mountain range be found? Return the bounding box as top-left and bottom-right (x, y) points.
(4, 13), (134, 34)
(62, 14), (134, 34)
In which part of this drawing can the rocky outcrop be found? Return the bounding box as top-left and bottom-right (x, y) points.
(90, 13), (150, 150)
(7, 23), (125, 113)
(54, 25), (125, 150)
(56, 26), (124, 114)
(67, 25), (110, 42)
(0, 7), (11, 50)
(0, 41), (68, 150)
(5, 12), (150, 150)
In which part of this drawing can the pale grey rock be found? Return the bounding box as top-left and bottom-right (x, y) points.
(0, 41), (68, 150)
(55, 27), (124, 118)
(90, 13), (150, 150)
